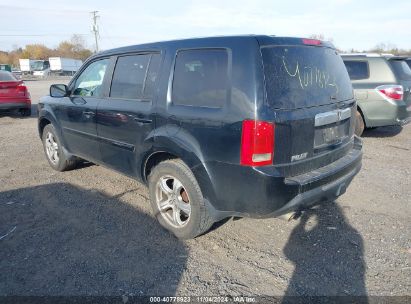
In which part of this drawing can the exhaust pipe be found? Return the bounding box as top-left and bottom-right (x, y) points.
(279, 210), (303, 221)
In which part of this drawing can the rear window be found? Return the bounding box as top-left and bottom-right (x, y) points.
(389, 60), (411, 80)
(172, 49), (229, 108)
(343, 60), (369, 80)
(405, 59), (411, 69)
(0, 71), (16, 81)
(262, 46), (353, 109)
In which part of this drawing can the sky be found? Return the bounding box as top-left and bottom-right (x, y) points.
(1, 0), (410, 52)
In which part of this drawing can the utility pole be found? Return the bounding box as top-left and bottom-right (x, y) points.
(90, 11), (100, 53)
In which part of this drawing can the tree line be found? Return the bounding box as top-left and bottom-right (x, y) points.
(1, 34), (410, 69)
(0, 35), (93, 68)
(309, 34), (411, 56)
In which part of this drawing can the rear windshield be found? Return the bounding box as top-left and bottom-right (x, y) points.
(262, 46), (353, 109)
(0, 71), (16, 81)
(389, 60), (411, 80)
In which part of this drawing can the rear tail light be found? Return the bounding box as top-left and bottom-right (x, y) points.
(16, 83), (28, 97)
(302, 38), (322, 46)
(376, 85), (403, 101)
(240, 120), (275, 166)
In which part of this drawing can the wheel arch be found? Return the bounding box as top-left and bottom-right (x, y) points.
(38, 111), (66, 148)
(38, 117), (51, 139)
(142, 151), (179, 183)
(141, 134), (217, 207)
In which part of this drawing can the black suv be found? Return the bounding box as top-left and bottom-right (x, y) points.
(38, 36), (362, 239)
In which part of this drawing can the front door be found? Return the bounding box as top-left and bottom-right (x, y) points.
(55, 58), (110, 162)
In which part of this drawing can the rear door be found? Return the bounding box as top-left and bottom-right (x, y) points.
(261, 43), (355, 176)
(96, 52), (161, 177)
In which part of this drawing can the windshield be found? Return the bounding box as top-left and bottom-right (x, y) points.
(0, 71), (17, 81)
(262, 46), (353, 109)
(31, 61), (48, 71)
(389, 60), (411, 80)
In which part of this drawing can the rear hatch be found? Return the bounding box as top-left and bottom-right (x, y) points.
(0, 72), (27, 100)
(0, 80), (27, 99)
(259, 38), (356, 177)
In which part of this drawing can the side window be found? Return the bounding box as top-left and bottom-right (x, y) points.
(110, 53), (160, 100)
(72, 59), (109, 97)
(143, 54), (161, 98)
(172, 49), (229, 108)
(389, 60), (411, 80)
(343, 60), (369, 80)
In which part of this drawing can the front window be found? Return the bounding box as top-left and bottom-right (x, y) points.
(31, 61), (48, 71)
(72, 59), (109, 97)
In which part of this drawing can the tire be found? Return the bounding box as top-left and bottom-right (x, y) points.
(354, 110), (365, 136)
(20, 108), (31, 117)
(42, 124), (78, 171)
(148, 159), (214, 239)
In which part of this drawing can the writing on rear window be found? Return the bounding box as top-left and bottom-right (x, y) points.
(262, 46), (353, 109)
(282, 56), (339, 93)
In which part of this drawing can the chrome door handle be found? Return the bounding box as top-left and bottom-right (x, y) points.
(133, 117), (152, 124)
(83, 111), (95, 116)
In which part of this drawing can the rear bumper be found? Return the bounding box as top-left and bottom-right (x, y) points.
(267, 145), (362, 217)
(0, 101), (31, 110)
(360, 99), (410, 127)
(399, 116), (411, 126)
(195, 137), (363, 219)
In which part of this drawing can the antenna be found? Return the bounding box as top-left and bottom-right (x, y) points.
(90, 11), (100, 53)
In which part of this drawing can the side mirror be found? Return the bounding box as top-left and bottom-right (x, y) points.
(50, 84), (69, 98)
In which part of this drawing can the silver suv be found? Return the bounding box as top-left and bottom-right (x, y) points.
(341, 54), (411, 135)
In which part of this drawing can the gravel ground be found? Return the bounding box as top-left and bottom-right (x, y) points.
(0, 80), (410, 298)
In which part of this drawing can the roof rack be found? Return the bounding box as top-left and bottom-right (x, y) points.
(341, 53), (395, 57)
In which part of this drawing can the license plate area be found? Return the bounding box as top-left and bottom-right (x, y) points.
(314, 108), (351, 150)
(0, 88), (10, 95)
(314, 121), (350, 149)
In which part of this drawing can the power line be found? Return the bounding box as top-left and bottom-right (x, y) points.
(90, 11), (100, 53)
(0, 34), (90, 37)
(0, 5), (88, 14)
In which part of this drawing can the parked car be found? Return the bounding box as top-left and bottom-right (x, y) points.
(0, 70), (31, 116)
(38, 35), (362, 239)
(341, 54), (411, 135)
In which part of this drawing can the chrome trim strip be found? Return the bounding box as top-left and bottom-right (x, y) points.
(315, 108), (351, 127)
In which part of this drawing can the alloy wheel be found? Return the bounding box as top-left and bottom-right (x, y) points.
(45, 132), (59, 165)
(155, 175), (191, 228)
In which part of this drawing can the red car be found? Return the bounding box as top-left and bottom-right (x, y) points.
(0, 71), (31, 116)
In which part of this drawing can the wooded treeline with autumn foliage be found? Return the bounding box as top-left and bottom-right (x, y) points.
(1, 33), (410, 69)
(0, 35), (93, 67)
(307, 34), (411, 56)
